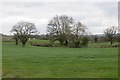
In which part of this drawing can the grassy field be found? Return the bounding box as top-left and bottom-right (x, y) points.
(2, 40), (118, 78)
(0, 41), (2, 79)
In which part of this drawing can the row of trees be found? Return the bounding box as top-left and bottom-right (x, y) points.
(47, 15), (89, 48)
(11, 15), (118, 47)
(92, 26), (118, 45)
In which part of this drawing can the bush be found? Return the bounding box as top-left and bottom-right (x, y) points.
(31, 43), (53, 47)
(81, 37), (89, 47)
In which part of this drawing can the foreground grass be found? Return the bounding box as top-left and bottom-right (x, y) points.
(0, 42), (2, 78)
(2, 41), (118, 78)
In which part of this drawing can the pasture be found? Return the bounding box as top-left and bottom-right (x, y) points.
(2, 40), (118, 78)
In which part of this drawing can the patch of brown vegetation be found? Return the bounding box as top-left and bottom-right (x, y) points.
(31, 43), (53, 47)
(95, 44), (119, 48)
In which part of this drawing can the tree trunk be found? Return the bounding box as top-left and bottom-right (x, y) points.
(22, 44), (25, 47)
(19, 35), (28, 47)
(65, 40), (68, 46)
(110, 41), (113, 45)
(22, 42), (26, 47)
(110, 38), (113, 45)
(14, 34), (19, 45)
(15, 39), (18, 45)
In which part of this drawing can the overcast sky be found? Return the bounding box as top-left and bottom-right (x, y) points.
(0, 1), (118, 35)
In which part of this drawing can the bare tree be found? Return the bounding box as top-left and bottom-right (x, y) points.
(47, 15), (73, 46)
(11, 21), (37, 47)
(104, 26), (118, 45)
(71, 22), (87, 48)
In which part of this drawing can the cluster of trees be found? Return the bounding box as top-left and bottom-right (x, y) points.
(11, 15), (118, 47)
(91, 26), (118, 45)
(47, 15), (89, 48)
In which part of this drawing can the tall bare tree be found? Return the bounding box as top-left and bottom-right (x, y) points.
(71, 22), (87, 48)
(47, 15), (73, 46)
(104, 26), (118, 45)
(11, 21), (37, 47)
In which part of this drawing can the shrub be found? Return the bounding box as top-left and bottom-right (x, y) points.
(81, 37), (89, 47)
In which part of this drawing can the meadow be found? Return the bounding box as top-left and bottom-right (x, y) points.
(2, 40), (118, 78)
(0, 41), (2, 78)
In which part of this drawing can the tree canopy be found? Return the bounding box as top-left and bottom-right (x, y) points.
(11, 21), (37, 47)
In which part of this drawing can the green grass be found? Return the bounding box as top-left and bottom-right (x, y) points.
(0, 41), (2, 78)
(2, 41), (118, 78)
(29, 39), (50, 43)
(88, 42), (118, 48)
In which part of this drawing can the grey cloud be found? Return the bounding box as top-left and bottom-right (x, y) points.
(0, 2), (118, 35)
(95, 2), (118, 17)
